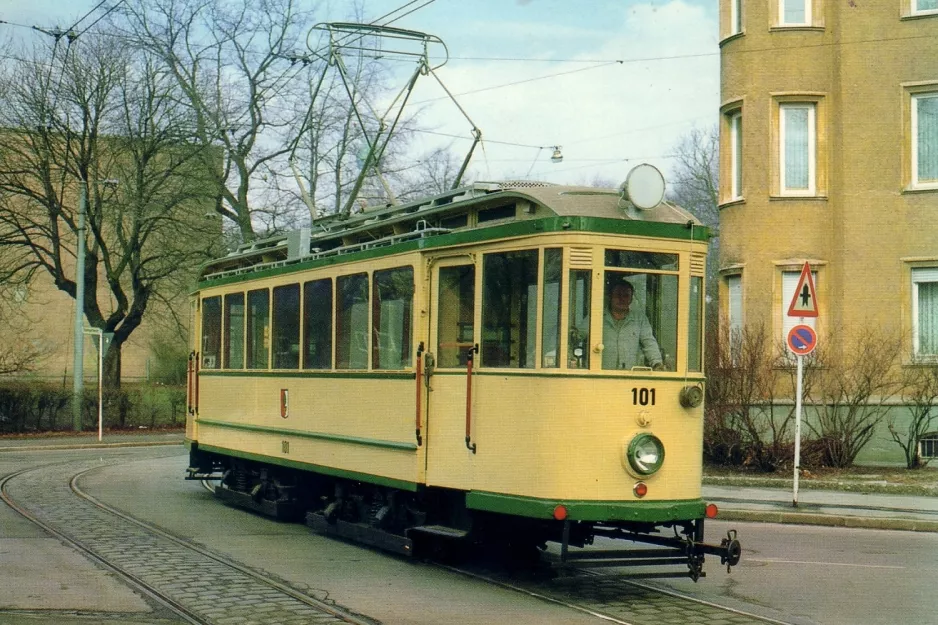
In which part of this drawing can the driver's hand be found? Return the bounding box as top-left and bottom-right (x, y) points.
(652, 362), (663, 371)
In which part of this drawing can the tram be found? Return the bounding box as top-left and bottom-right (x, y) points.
(185, 165), (741, 580)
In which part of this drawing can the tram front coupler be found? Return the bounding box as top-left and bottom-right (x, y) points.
(695, 529), (741, 571)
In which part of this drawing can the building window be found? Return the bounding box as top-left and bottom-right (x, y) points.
(913, 0), (938, 15)
(731, 0), (743, 34)
(912, 268), (938, 360)
(780, 0), (810, 25)
(782, 270), (817, 347)
(727, 275), (743, 352)
(921, 433), (938, 459)
(780, 103), (816, 195)
(912, 93), (938, 188)
(729, 111), (743, 199)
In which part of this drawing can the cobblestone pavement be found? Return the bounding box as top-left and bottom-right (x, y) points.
(2, 453), (376, 625)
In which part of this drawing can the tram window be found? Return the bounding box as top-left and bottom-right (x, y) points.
(688, 276), (703, 372)
(336, 273), (369, 369)
(272, 284), (300, 369)
(201, 296), (221, 369)
(246, 289), (270, 370)
(542, 248), (562, 368)
(373, 267), (414, 370)
(224, 293), (244, 369)
(568, 270), (591, 369)
(478, 204), (515, 223)
(303, 279), (333, 369)
(602, 271), (678, 372)
(437, 265), (475, 368)
(481, 250), (538, 368)
(440, 214), (468, 230)
(605, 250), (678, 272)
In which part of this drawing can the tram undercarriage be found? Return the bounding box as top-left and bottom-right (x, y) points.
(186, 451), (741, 581)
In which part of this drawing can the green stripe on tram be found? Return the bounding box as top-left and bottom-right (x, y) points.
(196, 440), (420, 492)
(465, 490), (706, 522)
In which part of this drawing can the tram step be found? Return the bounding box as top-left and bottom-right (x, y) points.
(213, 485), (302, 522)
(306, 512), (414, 556)
(407, 525), (470, 539)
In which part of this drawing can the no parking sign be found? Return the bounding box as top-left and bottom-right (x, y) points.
(787, 324), (817, 356)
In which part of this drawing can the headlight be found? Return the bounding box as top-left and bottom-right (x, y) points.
(627, 433), (665, 475)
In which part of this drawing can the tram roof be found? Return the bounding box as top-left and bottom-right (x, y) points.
(197, 181), (706, 283)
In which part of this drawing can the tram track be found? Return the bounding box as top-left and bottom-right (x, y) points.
(441, 559), (799, 625)
(1, 456), (378, 625)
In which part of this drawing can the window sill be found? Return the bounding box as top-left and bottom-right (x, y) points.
(719, 31), (745, 47)
(768, 194), (828, 201)
(769, 25), (826, 33)
(901, 11), (938, 21)
(903, 184), (938, 194)
(718, 197), (746, 209)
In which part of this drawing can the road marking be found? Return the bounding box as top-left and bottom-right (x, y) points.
(748, 558), (904, 570)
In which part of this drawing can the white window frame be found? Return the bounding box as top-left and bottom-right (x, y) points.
(912, 268), (938, 361)
(780, 103), (816, 196)
(779, 0), (811, 25)
(912, 92), (938, 189)
(731, 0), (743, 34)
(912, 0), (938, 16)
(727, 275), (743, 359)
(729, 111), (743, 199)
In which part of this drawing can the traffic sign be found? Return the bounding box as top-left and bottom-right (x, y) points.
(787, 262), (818, 317)
(787, 324), (817, 356)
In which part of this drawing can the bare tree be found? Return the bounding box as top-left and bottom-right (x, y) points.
(890, 363), (938, 469)
(0, 37), (219, 388)
(117, 0), (320, 241)
(808, 327), (905, 467)
(667, 124), (720, 310)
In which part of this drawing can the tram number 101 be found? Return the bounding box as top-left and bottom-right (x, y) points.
(631, 387), (656, 406)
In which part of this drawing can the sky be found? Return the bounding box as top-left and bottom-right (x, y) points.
(0, 0), (720, 188)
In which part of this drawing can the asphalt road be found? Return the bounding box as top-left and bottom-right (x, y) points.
(4, 445), (937, 625)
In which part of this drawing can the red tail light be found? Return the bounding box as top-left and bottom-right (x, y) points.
(705, 503), (719, 518)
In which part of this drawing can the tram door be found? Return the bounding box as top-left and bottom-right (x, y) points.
(425, 260), (477, 490)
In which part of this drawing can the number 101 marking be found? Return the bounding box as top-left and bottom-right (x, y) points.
(631, 387), (656, 406)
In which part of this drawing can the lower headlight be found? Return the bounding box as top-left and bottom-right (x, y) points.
(627, 433), (665, 475)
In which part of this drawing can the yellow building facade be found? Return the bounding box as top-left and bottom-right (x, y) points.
(718, 0), (938, 364)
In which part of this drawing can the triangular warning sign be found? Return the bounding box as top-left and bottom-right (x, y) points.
(787, 262), (818, 317)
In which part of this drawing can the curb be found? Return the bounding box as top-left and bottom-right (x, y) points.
(0, 440), (183, 453)
(716, 508), (938, 533)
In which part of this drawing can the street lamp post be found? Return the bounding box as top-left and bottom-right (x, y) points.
(84, 327), (105, 442)
(72, 180), (88, 432)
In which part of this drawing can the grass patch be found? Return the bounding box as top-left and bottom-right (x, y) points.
(704, 464), (938, 496)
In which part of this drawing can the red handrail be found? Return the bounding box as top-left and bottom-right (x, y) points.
(415, 343), (423, 446)
(465, 346), (477, 453)
(187, 352), (194, 415)
(194, 353), (200, 414)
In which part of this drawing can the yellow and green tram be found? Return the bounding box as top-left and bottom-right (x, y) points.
(185, 170), (741, 580)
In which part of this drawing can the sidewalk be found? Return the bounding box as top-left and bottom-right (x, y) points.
(704, 484), (938, 532)
(2, 431), (935, 532)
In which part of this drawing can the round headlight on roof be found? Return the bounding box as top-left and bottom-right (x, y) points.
(626, 433), (665, 476)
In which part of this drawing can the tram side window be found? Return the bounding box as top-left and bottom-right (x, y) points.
(568, 270), (591, 369)
(272, 284), (300, 369)
(437, 265), (475, 368)
(336, 273), (369, 369)
(481, 250), (538, 368)
(373, 267), (414, 370)
(542, 248), (562, 368)
(246, 289), (270, 369)
(688, 276), (703, 372)
(224, 293), (244, 369)
(303, 279), (333, 369)
(201, 296), (221, 369)
(602, 271), (678, 371)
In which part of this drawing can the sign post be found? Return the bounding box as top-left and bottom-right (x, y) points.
(786, 262), (818, 507)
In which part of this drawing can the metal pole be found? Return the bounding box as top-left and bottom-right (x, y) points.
(792, 354), (804, 507)
(72, 181), (87, 432)
(97, 331), (103, 442)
